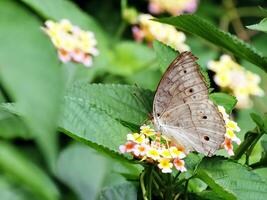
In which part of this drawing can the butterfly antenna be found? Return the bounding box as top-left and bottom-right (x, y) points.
(132, 84), (153, 117)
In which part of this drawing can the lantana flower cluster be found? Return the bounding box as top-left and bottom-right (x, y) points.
(43, 19), (99, 67)
(218, 105), (241, 156)
(119, 125), (187, 173)
(148, 0), (198, 16)
(208, 55), (264, 109)
(132, 14), (190, 52)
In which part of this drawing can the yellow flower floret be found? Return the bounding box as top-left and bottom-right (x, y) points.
(225, 129), (241, 145)
(173, 158), (186, 172)
(217, 105), (241, 155)
(119, 124), (187, 173)
(226, 120), (241, 132)
(169, 146), (186, 159)
(147, 147), (161, 160)
(160, 148), (172, 158)
(158, 158), (173, 173)
(127, 133), (146, 144)
(140, 125), (156, 136)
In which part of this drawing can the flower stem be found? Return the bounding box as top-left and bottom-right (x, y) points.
(146, 166), (153, 200)
(173, 171), (181, 183)
(184, 179), (189, 200)
(232, 131), (258, 160)
(152, 170), (165, 188)
(245, 129), (264, 165)
(140, 171), (148, 200)
(152, 177), (164, 199)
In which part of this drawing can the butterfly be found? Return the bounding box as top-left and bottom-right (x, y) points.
(153, 51), (225, 156)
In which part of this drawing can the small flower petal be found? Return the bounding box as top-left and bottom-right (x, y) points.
(147, 148), (160, 161)
(223, 138), (234, 156)
(169, 146), (186, 159)
(158, 158), (173, 173)
(173, 158), (187, 172)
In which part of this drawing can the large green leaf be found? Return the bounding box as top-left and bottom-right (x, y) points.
(153, 40), (177, 72)
(19, 0), (111, 85)
(56, 144), (138, 200)
(0, 142), (59, 200)
(59, 97), (130, 155)
(19, 0), (108, 49)
(0, 107), (31, 139)
(56, 144), (109, 200)
(0, 0), (64, 169)
(197, 157), (267, 200)
(59, 83), (153, 157)
(209, 92), (237, 114)
(97, 175), (137, 200)
(156, 15), (267, 72)
(153, 40), (211, 87)
(65, 83), (153, 125)
(108, 41), (155, 76)
(0, 175), (35, 200)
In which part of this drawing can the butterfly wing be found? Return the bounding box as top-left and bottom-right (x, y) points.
(153, 52), (225, 156)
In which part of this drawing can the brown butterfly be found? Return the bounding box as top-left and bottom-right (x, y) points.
(153, 52), (225, 156)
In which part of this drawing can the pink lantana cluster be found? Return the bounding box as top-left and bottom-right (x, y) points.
(42, 19), (99, 67)
(218, 105), (241, 156)
(132, 14), (190, 52)
(148, 0), (199, 16)
(119, 125), (187, 173)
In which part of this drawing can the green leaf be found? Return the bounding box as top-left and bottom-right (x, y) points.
(0, 142), (59, 200)
(56, 144), (138, 200)
(19, 0), (111, 84)
(250, 113), (264, 130)
(209, 92), (237, 114)
(153, 40), (177, 72)
(153, 40), (211, 88)
(194, 191), (225, 200)
(56, 144), (109, 200)
(197, 157), (267, 200)
(0, 175), (35, 200)
(59, 97), (130, 156)
(125, 67), (162, 91)
(97, 179), (137, 200)
(199, 68), (211, 88)
(0, 0), (64, 169)
(247, 18), (267, 33)
(0, 107), (31, 139)
(19, 0), (108, 49)
(184, 153), (203, 176)
(59, 83), (153, 158)
(108, 41), (155, 76)
(156, 15), (267, 71)
(65, 83), (153, 125)
(262, 114), (267, 133)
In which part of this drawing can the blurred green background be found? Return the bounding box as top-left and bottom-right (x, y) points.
(1, 0), (267, 199)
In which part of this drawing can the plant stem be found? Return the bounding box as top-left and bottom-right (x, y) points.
(237, 7), (267, 18)
(140, 171), (148, 200)
(173, 192), (181, 200)
(152, 170), (165, 188)
(152, 177), (164, 199)
(223, 0), (250, 41)
(146, 166), (153, 200)
(245, 129), (264, 165)
(173, 171), (181, 183)
(232, 131), (258, 160)
(184, 179), (189, 200)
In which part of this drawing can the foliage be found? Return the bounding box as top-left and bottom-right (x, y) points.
(1, 0), (267, 200)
